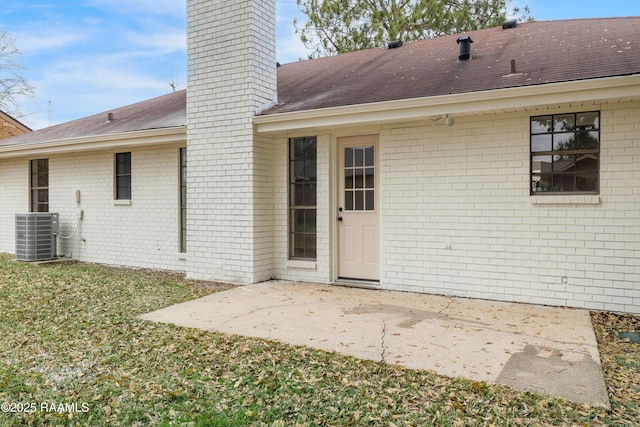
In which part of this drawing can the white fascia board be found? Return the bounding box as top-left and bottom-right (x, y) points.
(254, 74), (640, 133)
(0, 126), (186, 159)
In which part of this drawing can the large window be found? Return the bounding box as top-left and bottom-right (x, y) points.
(179, 148), (187, 253)
(530, 112), (600, 194)
(289, 137), (317, 259)
(30, 159), (49, 212)
(115, 152), (132, 200)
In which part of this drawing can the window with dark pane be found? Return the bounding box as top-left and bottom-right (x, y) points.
(115, 152), (132, 200)
(530, 112), (599, 194)
(30, 159), (49, 212)
(344, 145), (375, 211)
(289, 137), (317, 259)
(179, 148), (187, 253)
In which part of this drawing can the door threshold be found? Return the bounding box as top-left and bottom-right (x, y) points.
(333, 278), (381, 290)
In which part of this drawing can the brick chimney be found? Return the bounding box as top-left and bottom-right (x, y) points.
(186, 0), (276, 282)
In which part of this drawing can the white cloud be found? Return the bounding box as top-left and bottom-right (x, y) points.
(13, 30), (86, 53)
(125, 30), (186, 53)
(82, 16), (104, 26)
(84, 0), (184, 16)
(277, 31), (312, 63)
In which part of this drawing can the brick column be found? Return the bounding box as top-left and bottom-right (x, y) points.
(186, 0), (276, 282)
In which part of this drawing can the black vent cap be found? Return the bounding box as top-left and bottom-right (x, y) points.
(503, 19), (517, 29)
(456, 35), (473, 60)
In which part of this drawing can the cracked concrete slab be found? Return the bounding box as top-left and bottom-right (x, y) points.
(141, 281), (609, 407)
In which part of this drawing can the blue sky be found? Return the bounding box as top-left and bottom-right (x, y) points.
(2, 0), (640, 130)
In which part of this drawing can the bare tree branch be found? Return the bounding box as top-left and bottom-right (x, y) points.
(0, 31), (34, 116)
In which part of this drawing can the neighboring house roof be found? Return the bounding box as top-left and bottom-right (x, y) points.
(0, 89), (186, 148)
(0, 111), (31, 139)
(264, 17), (640, 115)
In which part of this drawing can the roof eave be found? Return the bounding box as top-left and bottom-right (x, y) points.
(254, 74), (640, 133)
(0, 126), (186, 159)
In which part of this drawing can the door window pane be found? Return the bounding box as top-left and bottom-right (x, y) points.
(355, 191), (364, 210)
(365, 146), (374, 166)
(344, 145), (375, 211)
(365, 190), (374, 210)
(345, 148), (353, 167)
(365, 168), (374, 188)
(354, 147), (364, 167)
(345, 191), (354, 211)
(345, 170), (353, 189)
(354, 169), (364, 188)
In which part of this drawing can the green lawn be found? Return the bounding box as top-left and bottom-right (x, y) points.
(0, 253), (637, 426)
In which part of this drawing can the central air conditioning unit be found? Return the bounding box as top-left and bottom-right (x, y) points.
(15, 213), (59, 262)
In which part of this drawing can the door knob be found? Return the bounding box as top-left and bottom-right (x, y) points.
(337, 216), (343, 222)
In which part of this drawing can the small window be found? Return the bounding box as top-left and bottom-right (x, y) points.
(115, 152), (131, 200)
(30, 159), (49, 212)
(530, 112), (599, 194)
(179, 148), (187, 253)
(289, 137), (317, 259)
(344, 145), (375, 211)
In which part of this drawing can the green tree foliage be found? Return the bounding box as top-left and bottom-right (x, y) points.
(295, 0), (531, 58)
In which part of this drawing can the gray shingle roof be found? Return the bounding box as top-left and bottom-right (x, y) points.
(0, 89), (186, 147)
(265, 17), (640, 114)
(3, 17), (639, 147)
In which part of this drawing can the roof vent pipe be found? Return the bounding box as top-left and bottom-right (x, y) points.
(107, 112), (114, 121)
(502, 19), (517, 29)
(457, 35), (473, 61)
(388, 40), (403, 49)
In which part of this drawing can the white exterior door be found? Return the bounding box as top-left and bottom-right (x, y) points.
(338, 135), (379, 281)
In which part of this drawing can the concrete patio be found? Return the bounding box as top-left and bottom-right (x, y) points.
(141, 281), (610, 407)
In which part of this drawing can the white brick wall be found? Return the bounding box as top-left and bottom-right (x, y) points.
(267, 102), (640, 314)
(0, 160), (28, 252)
(185, 0), (276, 282)
(0, 146), (186, 271)
(379, 103), (640, 313)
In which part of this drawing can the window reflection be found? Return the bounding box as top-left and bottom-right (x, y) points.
(530, 112), (599, 194)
